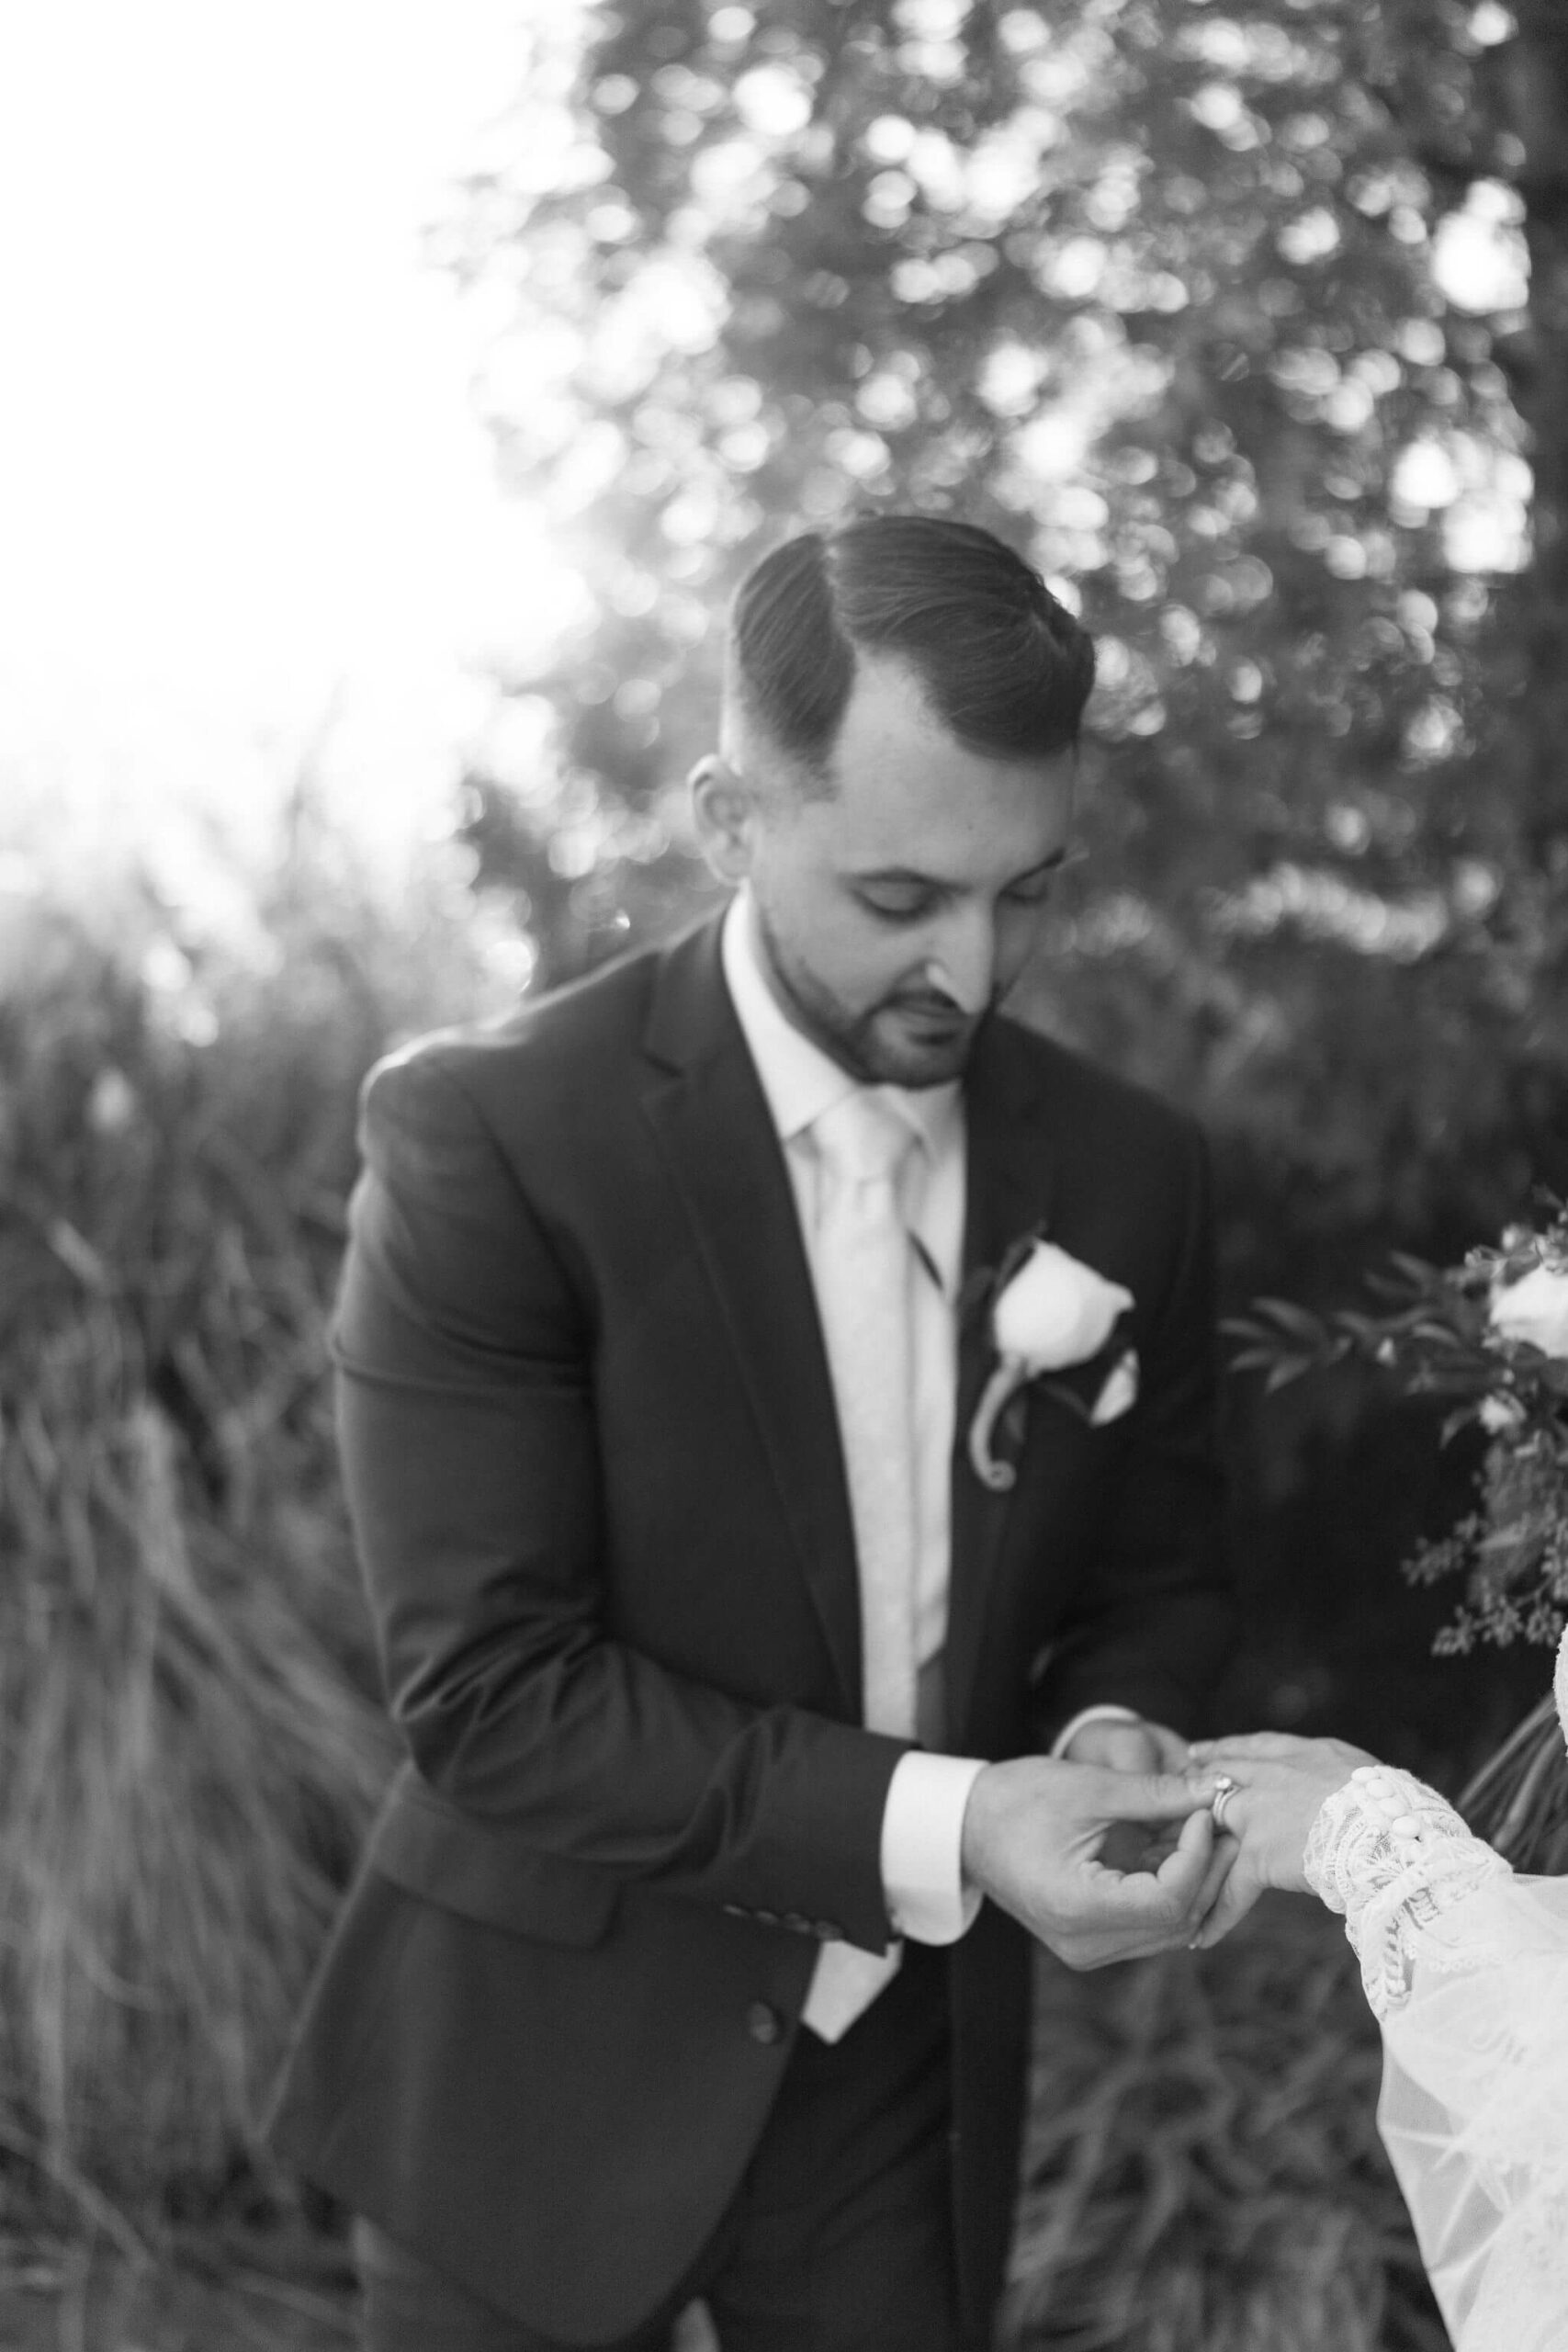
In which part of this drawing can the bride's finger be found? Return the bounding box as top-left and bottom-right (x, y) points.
(1191, 1732), (1311, 1764)
(1190, 1823), (1237, 1921)
(1189, 1861), (1262, 1950)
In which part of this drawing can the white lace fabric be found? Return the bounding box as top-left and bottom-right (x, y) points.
(1303, 1764), (1510, 2019)
(1299, 1629), (1568, 2352)
(1377, 1875), (1568, 2351)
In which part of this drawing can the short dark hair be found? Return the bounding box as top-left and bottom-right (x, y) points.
(728, 515), (1095, 780)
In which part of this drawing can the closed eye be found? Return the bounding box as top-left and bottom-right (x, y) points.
(1006, 848), (1080, 905)
(854, 887), (938, 923)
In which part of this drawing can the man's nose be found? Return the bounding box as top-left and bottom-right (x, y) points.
(924, 912), (998, 1015)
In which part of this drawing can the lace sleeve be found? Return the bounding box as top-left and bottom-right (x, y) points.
(1303, 1764), (1511, 2019)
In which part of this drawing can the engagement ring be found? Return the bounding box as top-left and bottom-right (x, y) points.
(1210, 1774), (1239, 1832)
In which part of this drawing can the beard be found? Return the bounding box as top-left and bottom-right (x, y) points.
(752, 902), (991, 1089)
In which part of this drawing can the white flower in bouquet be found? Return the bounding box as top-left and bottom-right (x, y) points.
(1489, 1261), (1568, 1360)
(1231, 1198), (1568, 1865)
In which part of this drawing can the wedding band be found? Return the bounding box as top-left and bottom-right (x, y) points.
(1210, 1774), (1239, 1832)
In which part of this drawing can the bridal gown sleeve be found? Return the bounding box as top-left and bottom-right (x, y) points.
(1302, 1629), (1568, 2352)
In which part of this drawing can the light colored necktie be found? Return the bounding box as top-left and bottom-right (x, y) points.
(803, 1089), (919, 2040)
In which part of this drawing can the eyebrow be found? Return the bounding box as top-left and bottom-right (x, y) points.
(852, 847), (1072, 887)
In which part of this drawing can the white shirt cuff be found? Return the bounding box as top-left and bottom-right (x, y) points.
(880, 1750), (987, 1945)
(1050, 1703), (1143, 1760)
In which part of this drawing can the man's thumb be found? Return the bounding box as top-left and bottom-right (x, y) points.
(1113, 1770), (1214, 1820)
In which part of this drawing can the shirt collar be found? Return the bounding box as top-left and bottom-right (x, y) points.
(719, 891), (961, 1162)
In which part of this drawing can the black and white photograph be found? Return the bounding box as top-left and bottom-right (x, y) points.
(1, 3), (1565, 2346)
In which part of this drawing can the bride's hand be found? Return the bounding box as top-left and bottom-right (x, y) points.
(1186, 1730), (1376, 1949)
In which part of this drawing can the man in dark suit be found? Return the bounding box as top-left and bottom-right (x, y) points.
(269, 515), (1234, 2350)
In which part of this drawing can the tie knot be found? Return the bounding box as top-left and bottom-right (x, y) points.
(812, 1091), (917, 1187)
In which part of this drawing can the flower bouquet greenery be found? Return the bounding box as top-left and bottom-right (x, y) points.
(1228, 1200), (1568, 1870)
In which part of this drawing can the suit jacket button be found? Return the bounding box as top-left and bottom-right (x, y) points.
(813, 1921), (843, 1941)
(753, 1907), (779, 1928)
(781, 1911), (811, 1934)
(746, 2001), (784, 2046)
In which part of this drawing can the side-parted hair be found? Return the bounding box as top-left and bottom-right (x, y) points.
(728, 514), (1095, 783)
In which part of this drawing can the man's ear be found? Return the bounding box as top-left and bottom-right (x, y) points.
(689, 754), (756, 883)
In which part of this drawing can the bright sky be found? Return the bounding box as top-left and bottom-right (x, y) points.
(0, 5), (1533, 900)
(0, 0), (572, 876)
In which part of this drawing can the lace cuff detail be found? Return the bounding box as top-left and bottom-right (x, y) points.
(1303, 1764), (1510, 2019)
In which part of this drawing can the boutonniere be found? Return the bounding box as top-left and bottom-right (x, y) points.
(966, 1234), (1140, 1491)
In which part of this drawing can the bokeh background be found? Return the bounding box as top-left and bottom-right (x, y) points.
(2, 1), (1564, 2344)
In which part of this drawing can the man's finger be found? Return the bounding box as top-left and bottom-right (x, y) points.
(1146, 1722), (1191, 1771)
(1094, 1769), (1221, 1824)
(1051, 1823), (1222, 1969)
(1094, 1804), (1214, 1922)
(1155, 1800), (1218, 1905)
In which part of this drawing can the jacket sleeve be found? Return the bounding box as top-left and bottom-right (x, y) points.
(332, 1045), (905, 1952)
(1031, 1115), (1233, 1743)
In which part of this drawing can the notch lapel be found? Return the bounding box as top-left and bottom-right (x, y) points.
(638, 920), (863, 1718)
(945, 1016), (1056, 1747)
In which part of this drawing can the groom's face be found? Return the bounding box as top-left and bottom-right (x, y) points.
(728, 653), (1077, 1089)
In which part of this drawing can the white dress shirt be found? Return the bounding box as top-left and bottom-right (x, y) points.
(720, 893), (984, 1950)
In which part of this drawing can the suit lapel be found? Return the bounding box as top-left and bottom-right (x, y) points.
(638, 918), (863, 1717)
(945, 1016), (1056, 1747)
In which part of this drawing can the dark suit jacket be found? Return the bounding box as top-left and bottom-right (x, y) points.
(267, 912), (1230, 2343)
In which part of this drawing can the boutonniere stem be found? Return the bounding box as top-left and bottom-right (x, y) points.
(970, 1361), (1031, 1491)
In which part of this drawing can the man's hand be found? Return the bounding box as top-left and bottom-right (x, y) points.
(960, 1755), (1233, 1971)
(1060, 1716), (1190, 1775)
(1061, 1717), (1190, 1871)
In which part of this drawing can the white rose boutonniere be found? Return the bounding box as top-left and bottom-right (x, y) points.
(968, 1237), (1139, 1491)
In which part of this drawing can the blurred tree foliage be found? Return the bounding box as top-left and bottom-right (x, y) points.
(442, 0), (1568, 1304)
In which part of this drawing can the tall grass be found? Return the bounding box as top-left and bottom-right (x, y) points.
(1006, 1894), (1447, 2352)
(0, 820), (508, 2230)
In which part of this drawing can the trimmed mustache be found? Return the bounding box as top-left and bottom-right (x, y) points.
(885, 989), (989, 1021)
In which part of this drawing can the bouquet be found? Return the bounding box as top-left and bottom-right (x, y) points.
(1229, 1198), (1568, 1868)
